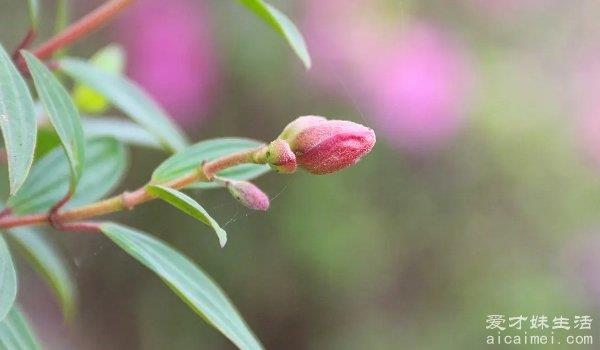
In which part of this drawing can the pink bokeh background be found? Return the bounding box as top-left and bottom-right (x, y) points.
(303, 0), (475, 153)
(115, 0), (219, 128)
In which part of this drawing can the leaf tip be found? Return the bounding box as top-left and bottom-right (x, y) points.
(9, 174), (26, 197)
(302, 55), (312, 70)
(218, 234), (227, 248)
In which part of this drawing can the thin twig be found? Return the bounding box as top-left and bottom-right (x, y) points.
(48, 193), (73, 230)
(54, 221), (102, 233)
(0, 146), (268, 231)
(11, 28), (36, 61)
(16, 0), (135, 70)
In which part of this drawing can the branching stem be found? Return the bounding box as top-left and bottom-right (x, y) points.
(3, 0), (272, 233)
(0, 146), (268, 231)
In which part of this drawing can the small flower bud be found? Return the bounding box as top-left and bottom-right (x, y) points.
(226, 180), (270, 211)
(266, 139), (297, 173)
(279, 116), (376, 175)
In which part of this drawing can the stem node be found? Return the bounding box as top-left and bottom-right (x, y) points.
(48, 194), (72, 230)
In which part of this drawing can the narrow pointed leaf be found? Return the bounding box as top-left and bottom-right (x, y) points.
(147, 185), (227, 247)
(8, 138), (126, 214)
(73, 45), (125, 114)
(152, 138), (269, 188)
(100, 223), (263, 350)
(26, 0), (40, 30)
(0, 306), (40, 350)
(59, 58), (188, 152)
(9, 227), (76, 318)
(0, 235), (16, 321)
(82, 117), (163, 150)
(238, 0), (311, 68)
(0, 44), (37, 195)
(23, 51), (85, 191)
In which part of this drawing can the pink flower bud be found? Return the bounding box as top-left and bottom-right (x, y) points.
(267, 139), (297, 174)
(226, 180), (270, 211)
(279, 116), (327, 145)
(280, 116), (376, 175)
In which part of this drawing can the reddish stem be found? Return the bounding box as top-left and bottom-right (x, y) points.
(0, 213), (48, 228)
(16, 0), (135, 70)
(48, 193), (73, 230)
(11, 28), (36, 61)
(56, 221), (102, 233)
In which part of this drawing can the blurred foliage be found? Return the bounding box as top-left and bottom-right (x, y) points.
(3, 0), (600, 349)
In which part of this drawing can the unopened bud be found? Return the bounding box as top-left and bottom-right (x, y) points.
(278, 116), (327, 147)
(278, 116), (376, 175)
(266, 139), (297, 173)
(226, 180), (270, 211)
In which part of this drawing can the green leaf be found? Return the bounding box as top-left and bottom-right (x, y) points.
(0, 44), (37, 195)
(54, 0), (69, 34)
(23, 51), (85, 192)
(8, 227), (76, 318)
(0, 306), (40, 350)
(238, 0), (311, 68)
(100, 223), (263, 350)
(152, 138), (269, 188)
(147, 185), (227, 247)
(8, 137), (126, 214)
(82, 117), (163, 150)
(0, 235), (16, 321)
(34, 127), (61, 159)
(26, 0), (39, 30)
(59, 58), (188, 153)
(73, 45), (125, 114)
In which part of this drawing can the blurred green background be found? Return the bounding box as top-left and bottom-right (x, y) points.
(2, 0), (600, 348)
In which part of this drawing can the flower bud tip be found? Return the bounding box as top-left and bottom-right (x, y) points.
(226, 180), (270, 211)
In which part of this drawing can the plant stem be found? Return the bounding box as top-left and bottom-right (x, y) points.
(16, 0), (134, 68)
(11, 28), (36, 61)
(0, 146), (267, 230)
